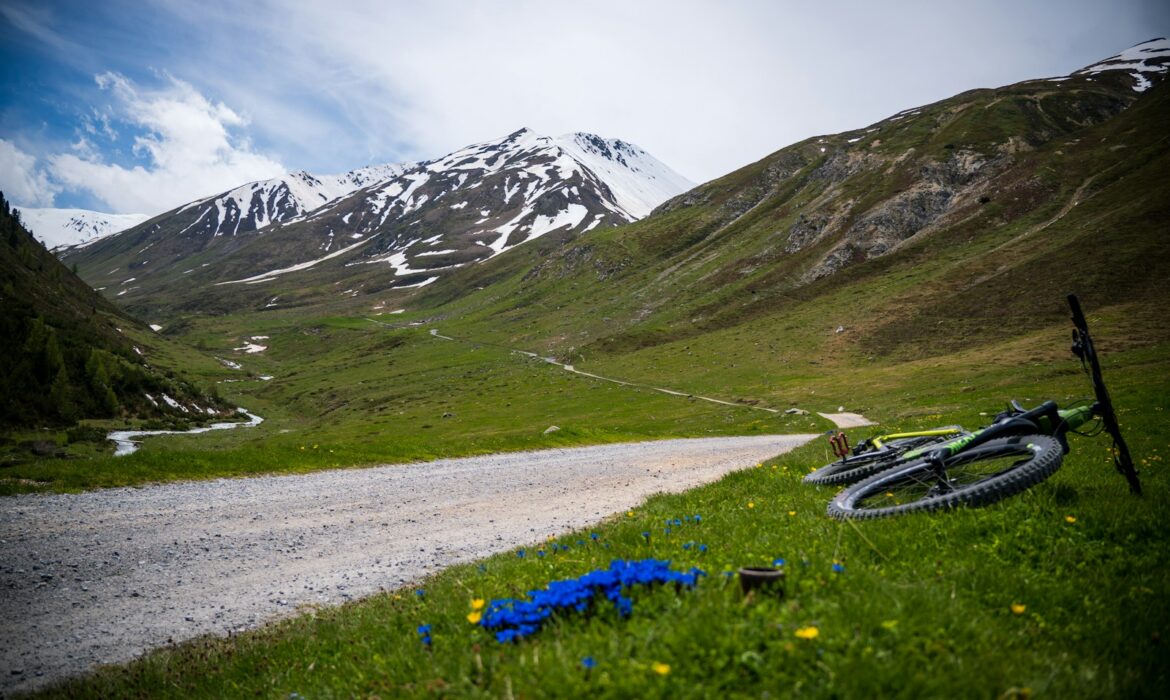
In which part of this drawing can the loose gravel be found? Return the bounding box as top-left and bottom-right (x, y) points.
(0, 433), (815, 695)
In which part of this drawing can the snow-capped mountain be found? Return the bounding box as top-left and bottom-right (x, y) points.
(214, 128), (694, 286)
(63, 128), (694, 305)
(1072, 37), (1169, 92)
(18, 207), (148, 250)
(169, 163), (410, 239)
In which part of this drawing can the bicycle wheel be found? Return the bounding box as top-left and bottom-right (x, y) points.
(804, 436), (950, 486)
(827, 435), (1063, 519)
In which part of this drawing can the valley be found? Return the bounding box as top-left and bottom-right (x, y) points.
(2, 35), (1169, 699)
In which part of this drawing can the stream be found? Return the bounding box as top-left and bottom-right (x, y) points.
(107, 409), (264, 456)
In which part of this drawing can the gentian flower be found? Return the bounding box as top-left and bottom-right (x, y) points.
(478, 560), (705, 643)
(581, 656), (597, 669)
(831, 562), (845, 573)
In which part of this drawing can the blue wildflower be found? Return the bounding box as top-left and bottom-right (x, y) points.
(773, 558), (786, 567)
(664, 527), (671, 535)
(723, 570), (735, 578)
(479, 560), (705, 643)
(694, 515), (702, 523)
(577, 540), (586, 546)
(414, 589), (425, 597)
(684, 515), (692, 522)
(642, 531), (651, 540)
(682, 542), (693, 550)
(537, 550), (546, 558)
(832, 562), (845, 573)
(673, 518), (682, 526)
(517, 549), (526, 558)
(698, 544), (708, 553)
(581, 656), (597, 669)
(417, 624), (432, 646)
(590, 533), (600, 541)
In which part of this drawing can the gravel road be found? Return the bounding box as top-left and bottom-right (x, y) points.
(0, 433), (815, 695)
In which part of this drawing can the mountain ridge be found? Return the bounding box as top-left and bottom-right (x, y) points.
(63, 128), (693, 314)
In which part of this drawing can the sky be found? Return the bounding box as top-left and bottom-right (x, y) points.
(1, 0), (1167, 216)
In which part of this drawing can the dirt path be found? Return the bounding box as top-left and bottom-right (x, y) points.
(0, 434), (815, 695)
(817, 412), (877, 429)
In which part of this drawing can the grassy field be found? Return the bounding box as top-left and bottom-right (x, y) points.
(26, 331), (1169, 698)
(0, 316), (826, 495)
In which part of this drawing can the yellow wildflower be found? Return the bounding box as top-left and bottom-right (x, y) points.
(747, 502), (755, 509)
(1011, 603), (1026, 615)
(788, 510), (796, 516)
(795, 626), (819, 640)
(471, 598), (485, 611)
(467, 611), (482, 624)
(651, 662), (671, 675)
(1065, 515), (1076, 524)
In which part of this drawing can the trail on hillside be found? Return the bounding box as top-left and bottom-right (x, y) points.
(419, 326), (871, 422)
(0, 434), (815, 695)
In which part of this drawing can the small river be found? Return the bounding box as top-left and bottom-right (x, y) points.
(108, 409), (264, 456)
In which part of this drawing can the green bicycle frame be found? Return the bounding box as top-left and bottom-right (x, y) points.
(898, 403), (1098, 462)
(869, 427), (966, 450)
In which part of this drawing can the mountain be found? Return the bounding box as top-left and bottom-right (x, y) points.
(151, 163), (410, 240)
(18, 207), (148, 250)
(401, 39), (1170, 364)
(0, 192), (231, 431)
(63, 129), (693, 316)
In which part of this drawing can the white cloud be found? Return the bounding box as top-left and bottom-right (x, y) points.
(0, 139), (59, 208)
(46, 72), (286, 215)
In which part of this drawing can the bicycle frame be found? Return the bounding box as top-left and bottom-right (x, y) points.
(898, 401), (1096, 465)
(866, 427), (966, 451)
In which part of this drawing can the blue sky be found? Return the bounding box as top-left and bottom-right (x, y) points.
(1, 0), (1167, 215)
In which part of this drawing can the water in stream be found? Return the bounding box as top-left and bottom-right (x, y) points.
(108, 409), (264, 456)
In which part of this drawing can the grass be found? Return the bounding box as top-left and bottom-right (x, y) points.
(26, 338), (1170, 698)
(0, 320), (826, 495)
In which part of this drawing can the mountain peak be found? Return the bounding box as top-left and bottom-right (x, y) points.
(1073, 37), (1170, 92)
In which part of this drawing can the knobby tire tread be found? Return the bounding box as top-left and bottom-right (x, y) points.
(827, 435), (1064, 520)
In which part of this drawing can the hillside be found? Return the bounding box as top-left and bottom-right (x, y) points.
(405, 41), (1170, 372)
(0, 192), (231, 434)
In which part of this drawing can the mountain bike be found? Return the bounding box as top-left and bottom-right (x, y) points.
(803, 426), (968, 485)
(826, 295), (1141, 520)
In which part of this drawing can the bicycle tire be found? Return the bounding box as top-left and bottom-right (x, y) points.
(803, 436), (950, 486)
(827, 435), (1064, 520)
